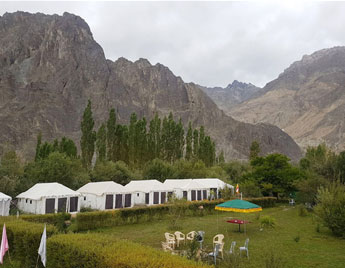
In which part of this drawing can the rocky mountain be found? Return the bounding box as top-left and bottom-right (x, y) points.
(229, 47), (345, 152)
(200, 80), (261, 113)
(0, 11), (302, 161)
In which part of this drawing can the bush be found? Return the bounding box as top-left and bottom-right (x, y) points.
(298, 205), (308, 217)
(47, 233), (210, 268)
(314, 181), (345, 238)
(21, 213), (71, 226)
(244, 197), (277, 208)
(260, 216), (276, 229)
(0, 220), (57, 267)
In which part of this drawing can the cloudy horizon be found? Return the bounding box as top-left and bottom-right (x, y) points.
(1, 1), (345, 88)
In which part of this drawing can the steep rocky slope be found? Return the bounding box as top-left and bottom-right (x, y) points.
(0, 11), (302, 161)
(229, 47), (345, 152)
(200, 80), (261, 112)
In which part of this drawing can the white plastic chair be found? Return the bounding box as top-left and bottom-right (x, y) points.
(186, 231), (197, 242)
(165, 232), (176, 249)
(239, 238), (249, 259)
(213, 234), (224, 247)
(229, 241), (236, 254)
(197, 231), (205, 249)
(174, 231), (185, 247)
(208, 243), (220, 265)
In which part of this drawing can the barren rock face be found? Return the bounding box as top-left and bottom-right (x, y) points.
(0, 12), (302, 161)
(229, 47), (345, 152)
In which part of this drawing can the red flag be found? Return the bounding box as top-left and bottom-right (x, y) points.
(0, 224), (9, 264)
(236, 184), (239, 194)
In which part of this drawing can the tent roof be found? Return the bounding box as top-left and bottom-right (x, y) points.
(0, 192), (11, 200)
(180, 180), (208, 190)
(163, 179), (193, 189)
(77, 181), (126, 195)
(17, 183), (80, 200)
(193, 178), (234, 189)
(124, 180), (170, 192)
(215, 199), (262, 213)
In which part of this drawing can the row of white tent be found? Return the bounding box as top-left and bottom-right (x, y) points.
(0, 192), (11, 216)
(2, 178), (233, 215)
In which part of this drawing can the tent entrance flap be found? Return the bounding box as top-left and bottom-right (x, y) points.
(58, 198), (67, 212)
(124, 194), (131, 208)
(145, 193), (149, 204)
(153, 192), (159, 204)
(45, 198), (55, 214)
(105, 194), (114, 209)
(191, 190), (196, 201)
(70, 196), (78, 212)
(115, 194), (123, 208)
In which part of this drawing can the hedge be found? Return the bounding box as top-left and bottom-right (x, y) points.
(0, 219), (57, 268)
(21, 213), (71, 225)
(47, 233), (211, 268)
(74, 197), (279, 232)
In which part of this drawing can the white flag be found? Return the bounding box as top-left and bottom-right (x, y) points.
(38, 225), (47, 267)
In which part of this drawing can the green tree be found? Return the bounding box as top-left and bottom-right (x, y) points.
(107, 108), (116, 162)
(35, 133), (42, 161)
(192, 129), (199, 159)
(80, 100), (96, 168)
(59, 137), (78, 158)
(0, 151), (24, 196)
(96, 123), (107, 162)
(185, 122), (193, 160)
(128, 113), (138, 165)
(250, 141), (260, 160)
(148, 114), (161, 160)
(143, 159), (176, 182)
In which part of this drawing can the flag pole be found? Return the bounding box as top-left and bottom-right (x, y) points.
(35, 254), (39, 268)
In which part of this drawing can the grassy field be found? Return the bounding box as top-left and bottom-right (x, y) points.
(91, 205), (345, 267)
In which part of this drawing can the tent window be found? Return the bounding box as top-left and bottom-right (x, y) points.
(30, 200), (32, 204)
(153, 192), (159, 204)
(84, 197), (86, 201)
(26, 199), (28, 203)
(191, 190), (196, 201)
(197, 190), (202, 201)
(115, 194), (123, 209)
(45, 198), (55, 214)
(105, 194), (114, 210)
(70, 197), (78, 212)
(161, 192), (166, 204)
(137, 193), (139, 197)
(145, 193), (149, 204)
(124, 194), (131, 208)
(58, 198), (67, 212)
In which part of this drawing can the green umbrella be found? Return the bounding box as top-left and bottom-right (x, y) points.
(215, 199), (262, 213)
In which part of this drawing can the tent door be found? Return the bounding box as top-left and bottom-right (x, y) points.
(161, 192), (166, 204)
(115, 194), (123, 208)
(58, 198), (67, 212)
(197, 190), (202, 201)
(203, 190), (207, 200)
(168, 192), (173, 201)
(153, 192), (159, 204)
(105, 194), (114, 209)
(191, 190), (196, 201)
(145, 193), (150, 204)
(70, 197), (78, 212)
(183, 191), (188, 199)
(124, 194), (131, 208)
(45, 198), (55, 214)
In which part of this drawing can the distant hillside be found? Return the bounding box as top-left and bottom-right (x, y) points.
(229, 47), (345, 152)
(0, 11), (302, 161)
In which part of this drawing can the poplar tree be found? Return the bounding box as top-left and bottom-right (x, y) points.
(185, 122), (193, 160)
(96, 123), (107, 162)
(80, 100), (96, 168)
(107, 108), (116, 162)
(193, 129), (199, 159)
(148, 113), (161, 160)
(35, 133), (42, 161)
(128, 113), (138, 165)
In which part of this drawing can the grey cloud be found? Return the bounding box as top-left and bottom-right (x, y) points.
(1, 1), (345, 87)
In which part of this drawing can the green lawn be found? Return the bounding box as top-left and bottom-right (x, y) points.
(91, 205), (345, 267)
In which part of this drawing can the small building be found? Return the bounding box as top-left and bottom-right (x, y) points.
(16, 183), (81, 214)
(78, 181), (133, 210)
(124, 180), (171, 206)
(0, 192), (11, 216)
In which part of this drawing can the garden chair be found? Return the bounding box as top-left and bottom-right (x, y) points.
(174, 231), (185, 247)
(289, 199), (295, 206)
(229, 241), (236, 254)
(239, 238), (249, 259)
(161, 242), (178, 255)
(218, 242), (225, 259)
(213, 234), (224, 248)
(208, 243), (220, 265)
(165, 232), (176, 249)
(197, 231), (205, 249)
(186, 231), (198, 242)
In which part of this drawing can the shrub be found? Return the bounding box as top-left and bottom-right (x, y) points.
(293, 235), (300, 243)
(244, 197), (277, 208)
(21, 213), (71, 226)
(314, 181), (345, 238)
(298, 205), (308, 217)
(47, 233), (211, 268)
(0, 220), (57, 267)
(260, 216), (276, 229)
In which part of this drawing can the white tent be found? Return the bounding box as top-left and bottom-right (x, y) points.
(17, 183), (81, 214)
(163, 179), (209, 201)
(124, 180), (171, 206)
(0, 192), (11, 216)
(193, 178), (234, 199)
(78, 181), (133, 210)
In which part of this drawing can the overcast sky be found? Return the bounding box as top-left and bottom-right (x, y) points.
(1, 1), (345, 87)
